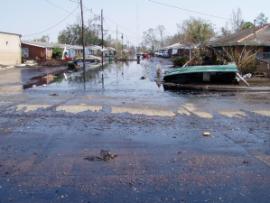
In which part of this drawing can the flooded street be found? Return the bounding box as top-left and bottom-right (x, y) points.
(0, 59), (270, 203)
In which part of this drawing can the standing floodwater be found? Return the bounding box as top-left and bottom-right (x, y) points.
(25, 58), (270, 111)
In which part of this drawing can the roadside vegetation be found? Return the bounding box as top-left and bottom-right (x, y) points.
(140, 9), (268, 74)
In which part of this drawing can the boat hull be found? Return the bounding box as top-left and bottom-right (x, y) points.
(164, 72), (238, 84)
(163, 65), (239, 85)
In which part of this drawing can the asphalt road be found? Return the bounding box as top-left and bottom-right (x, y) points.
(0, 60), (269, 203)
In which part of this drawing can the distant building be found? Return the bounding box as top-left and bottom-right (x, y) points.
(55, 44), (83, 60)
(166, 43), (194, 58)
(0, 31), (22, 65)
(86, 45), (103, 57)
(21, 41), (53, 62)
(156, 43), (195, 58)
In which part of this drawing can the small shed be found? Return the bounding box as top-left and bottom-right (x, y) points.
(0, 31), (22, 65)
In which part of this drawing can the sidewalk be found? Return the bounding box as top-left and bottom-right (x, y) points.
(0, 66), (67, 94)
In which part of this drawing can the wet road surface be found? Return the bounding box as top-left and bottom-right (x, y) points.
(0, 59), (270, 203)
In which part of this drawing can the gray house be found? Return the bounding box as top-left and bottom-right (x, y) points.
(209, 24), (270, 75)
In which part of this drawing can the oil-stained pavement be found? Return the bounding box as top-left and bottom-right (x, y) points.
(0, 59), (270, 203)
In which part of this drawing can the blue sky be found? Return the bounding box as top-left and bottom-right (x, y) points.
(0, 0), (269, 45)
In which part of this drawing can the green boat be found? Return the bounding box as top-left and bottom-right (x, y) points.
(163, 64), (239, 85)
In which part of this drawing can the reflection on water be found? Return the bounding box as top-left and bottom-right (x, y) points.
(39, 61), (165, 95)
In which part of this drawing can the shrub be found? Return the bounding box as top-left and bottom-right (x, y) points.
(52, 47), (63, 60)
(222, 47), (258, 74)
(172, 56), (189, 67)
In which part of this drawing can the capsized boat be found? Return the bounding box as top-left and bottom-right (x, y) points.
(76, 55), (102, 71)
(163, 64), (239, 85)
(68, 55), (104, 71)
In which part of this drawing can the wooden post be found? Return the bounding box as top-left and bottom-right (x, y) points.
(121, 34), (124, 60)
(267, 63), (270, 78)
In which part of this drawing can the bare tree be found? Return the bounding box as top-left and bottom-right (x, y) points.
(231, 8), (244, 32)
(142, 28), (159, 51)
(33, 35), (50, 43)
(221, 22), (232, 37)
(178, 18), (215, 45)
(255, 13), (268, 26)
(156, 25), (166, 47)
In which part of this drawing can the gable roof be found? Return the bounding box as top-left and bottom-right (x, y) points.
(22, 41), (55, 48)
(209, 24), (270, 47)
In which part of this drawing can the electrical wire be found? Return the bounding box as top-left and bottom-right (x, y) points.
(67, 0), (92, 12)
(148, 0), (229, 20)
(43, 0), (71, 13)
(67, 0), (137, 45)
(23, 6), (79, 37)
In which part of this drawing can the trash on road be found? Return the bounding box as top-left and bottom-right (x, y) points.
(203, 131), (211, 137)
(84, 150), (118, 162)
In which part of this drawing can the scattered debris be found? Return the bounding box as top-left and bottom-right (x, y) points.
(24, 60), (38, 66)
(140, 76), (146, 80)
(203, 131), (211, 137)
(156, 65), (162, 78)
(63, 73), (68, 80)
(242, 160), (249, 165)
(84, 150), (118, 162)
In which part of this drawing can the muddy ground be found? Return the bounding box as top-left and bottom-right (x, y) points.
(0, 59), (269, 203)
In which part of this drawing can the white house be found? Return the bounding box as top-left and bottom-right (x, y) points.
(0, 31), (21, 65)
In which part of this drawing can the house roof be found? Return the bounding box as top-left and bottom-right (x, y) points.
(107, 47), (116, 51)
(209, 24), (270, 47)
(86, 45), (103, 50)
(55, 44), (83, 50)
(22, 41), (55, 48)
(22, 41), (113, 51)
(162, 43), (195, 50)
(0, 31), (21, 37)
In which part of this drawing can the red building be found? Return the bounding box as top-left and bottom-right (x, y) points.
(22, 41), (53, 62)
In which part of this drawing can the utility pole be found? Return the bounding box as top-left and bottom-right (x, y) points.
(80, 0), (86, 88)
(101, 10), (104, 70)
(121, 34), (124, 60)
(101, 9), (104, 87)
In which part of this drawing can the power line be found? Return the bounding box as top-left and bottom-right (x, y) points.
(43, 0), (71, 13)
(104, 18), (137, 39)
(148, 0), (229, 20)
(68, 0), (92, 13)
(23, 6), (79, 37)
